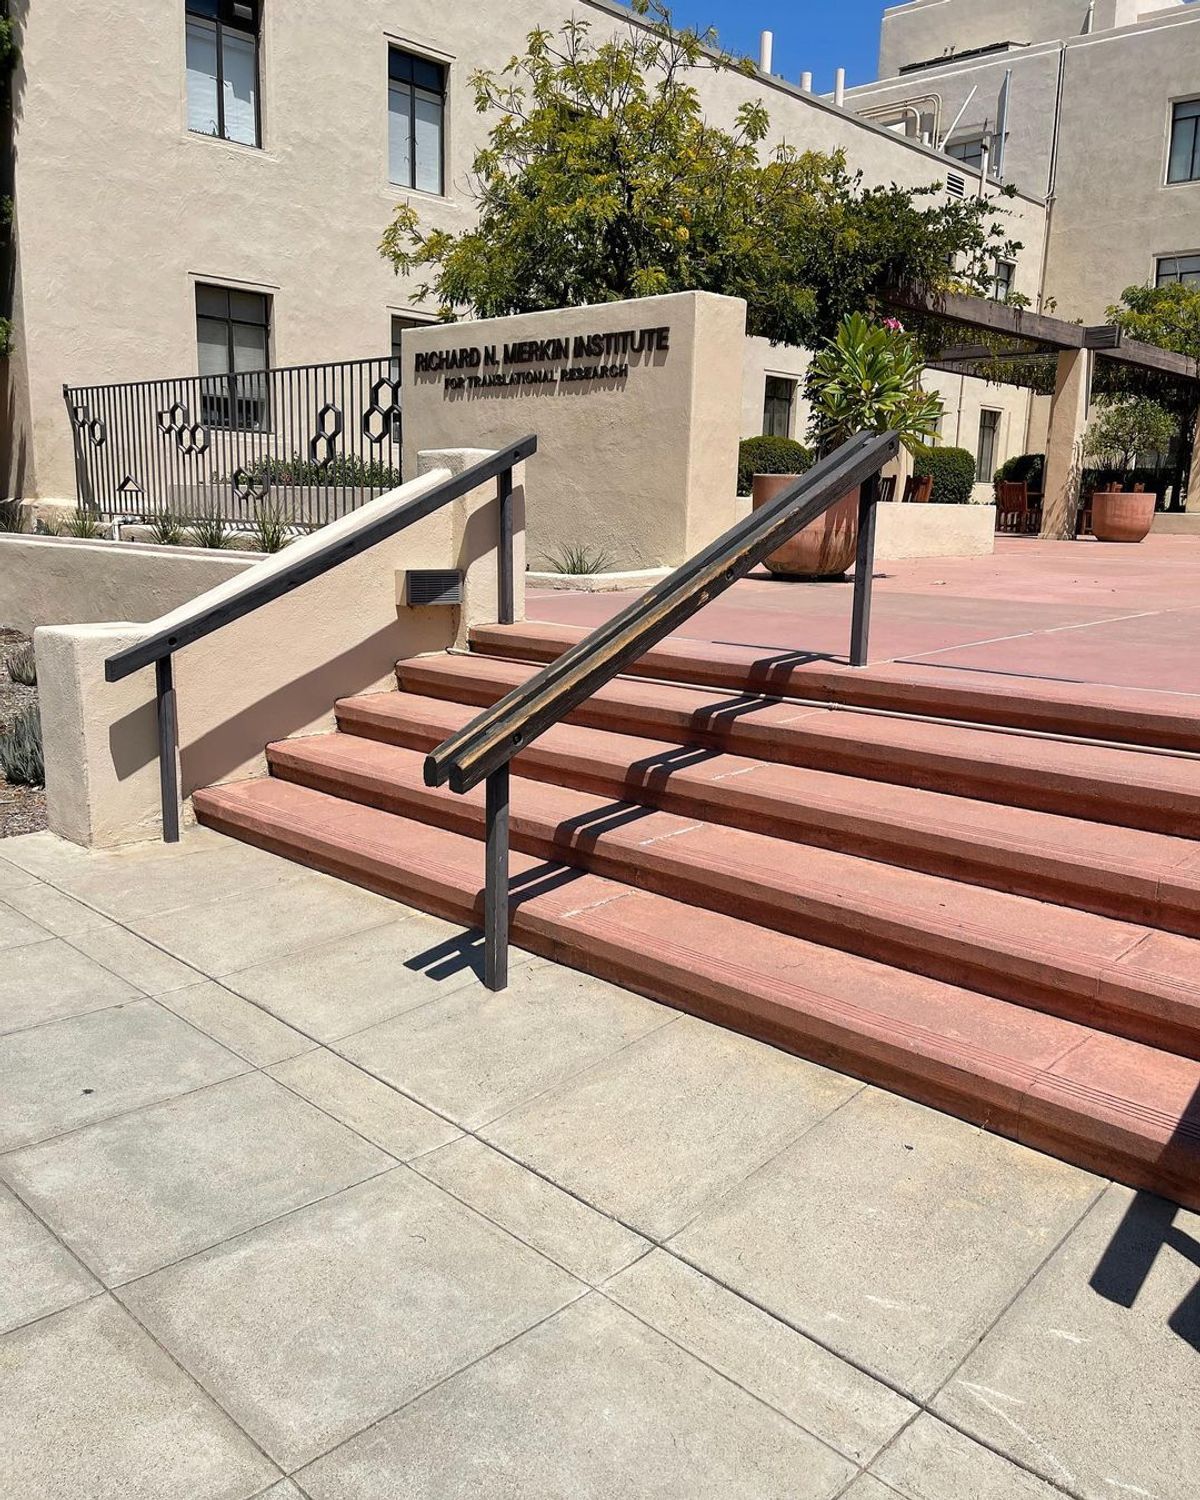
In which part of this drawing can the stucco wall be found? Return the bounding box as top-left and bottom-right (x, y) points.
(9, 0), (1049, 504)
(874, 500), (996, 559)
(401, 292), (746, 571)
(0, 535), (260, 636)
(877, 0), (1182, 77)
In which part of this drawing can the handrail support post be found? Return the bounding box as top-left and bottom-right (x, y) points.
(483, 765), (510, 991)
(497, 466), (514, 626)
(155, 654), (181, 843)
(849, 472), (881, 668)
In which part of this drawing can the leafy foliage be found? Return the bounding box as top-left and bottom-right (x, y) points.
(806, 314), (942, 455)
(911, 444), (976, 505)
(62, 508), (103, 538)
(147, 511), (186, 546)
(0, 706), (43, 787)
(6, 641), (35, 686)
(246, 454), (402, 488)
(994, 452), (1045, 488)
(188, 511), (234, 549)
(1083, 398), (1176, 474)
(248, 500), (295, 554)
(542, 541), (614, 575)
(737, 436), (813, 496)
(0, 496), (24, 531)
(381, 5), (1021, 346)
(1107, 283), (1200, 364)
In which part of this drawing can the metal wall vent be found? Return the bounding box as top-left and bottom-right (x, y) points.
(945, 172), (966, 198)
(405, 569), (463, 607)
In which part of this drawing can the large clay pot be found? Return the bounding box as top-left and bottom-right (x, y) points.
(751, 473), (859, 578)
(1091, 489), (1155, 544)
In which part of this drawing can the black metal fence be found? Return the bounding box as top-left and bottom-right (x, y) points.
(62, 358), (403, 528)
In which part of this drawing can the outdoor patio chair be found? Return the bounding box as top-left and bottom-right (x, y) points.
(995, 479), (1031, 534)
(877, 475), (897, 504)
(902, 474), (934, 503)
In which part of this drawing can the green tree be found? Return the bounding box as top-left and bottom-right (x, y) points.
(1083, 397), (1176, 475)
(380, 3), (1021, 347)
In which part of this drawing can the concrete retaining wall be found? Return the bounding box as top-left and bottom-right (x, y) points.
(874, 502), (996, 561)
(36, 450), (525, 848)
(1150, 513), (1200, 537)
(0, 534), (262, 635)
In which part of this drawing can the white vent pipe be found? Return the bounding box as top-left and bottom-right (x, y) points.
(759, 31), (773, 74)
(800, 70), (813, 91)
(834, 67), (846, 106)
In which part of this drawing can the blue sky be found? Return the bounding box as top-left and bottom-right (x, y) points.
(666, 1), (889, 93)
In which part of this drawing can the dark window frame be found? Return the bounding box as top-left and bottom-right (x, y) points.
(1168, 98), (1200, 185)
(195, 281), (272, 431)
(945, 134), (985, 171)
(990, 258), (1015, 302)
(186, 0), (262, 149)
(1156, 252), (1200, 286)
(977, 408), (1002, 481)
(388, 46), (447, 195)
(762, 375), (796, 440)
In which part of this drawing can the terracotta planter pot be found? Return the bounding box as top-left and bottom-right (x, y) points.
(1091, 489), (1155, 544)
(751, 473), (859, 578)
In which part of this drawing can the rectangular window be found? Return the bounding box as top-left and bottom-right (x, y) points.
(196, 282), (270, 429)
(763, 376), (795, 439)
(976, 409), (1001, 482)
(388, 49), (446, 194)
(1156, 253), (1200, 286)
(945, 135), (985, 170)
(1168, 99), (1200, 184)
(990, 259), (1015, 302)
(186, 1), (260, 147)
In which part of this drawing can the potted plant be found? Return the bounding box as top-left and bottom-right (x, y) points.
(1082, 397), (1175, 543)
(755, 313), (942, 577)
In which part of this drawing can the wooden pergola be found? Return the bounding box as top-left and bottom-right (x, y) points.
(887, 288), (1200, 539)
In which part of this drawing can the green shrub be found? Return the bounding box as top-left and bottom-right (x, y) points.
(911, 444), (976, 505)
(147, 511), (186, 546)
(0, 706), (44, 787)
(994, 452), (1044, 489)
(737, 436), (813, 497)
(0, 497), (25, 532)
(62, 507), (104, 538)
(188, 511), (234, 549)
(6, 642), (35, 686)
(248, 500), (295, 554)
(543, 542), (613, 575)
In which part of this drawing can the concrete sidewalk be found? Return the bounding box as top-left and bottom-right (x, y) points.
(530, 535), (1200, 697)
(1, 827), (1196, 1498)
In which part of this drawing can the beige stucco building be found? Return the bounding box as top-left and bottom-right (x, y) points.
(3, 0), (1178, 516)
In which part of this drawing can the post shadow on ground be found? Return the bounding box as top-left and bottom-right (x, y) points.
(1089, 1079), (1200, 1354)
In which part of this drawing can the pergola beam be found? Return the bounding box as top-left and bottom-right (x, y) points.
(889, 286), (1200, 386)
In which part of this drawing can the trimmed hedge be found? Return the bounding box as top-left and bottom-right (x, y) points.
(911, 445), (976, 505)
(737, 436), (813, 497)
(995, 452), (1044, 488)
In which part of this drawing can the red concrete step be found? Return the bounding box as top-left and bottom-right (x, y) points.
(193, 775), (1200, 1212)
(393, 652), (1200, 838)
(471, 620), (1200, 753)
(337, 690), (1200, 937)
(269, 730), (1200, 1060)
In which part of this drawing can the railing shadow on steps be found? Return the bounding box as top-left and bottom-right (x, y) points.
(103, 437), (537, 844)
(424, 427), (900, 991)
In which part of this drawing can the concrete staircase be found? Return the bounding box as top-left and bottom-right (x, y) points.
(194, 622), (1200, 1209)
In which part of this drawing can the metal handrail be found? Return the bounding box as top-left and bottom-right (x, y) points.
(423, 428), (899, 991)
(106, 435), (537, 842)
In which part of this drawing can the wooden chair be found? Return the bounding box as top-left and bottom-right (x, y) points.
(877, 475), (897, 504)
(995, 480), (1030, 534)
(902, 474), (934, 504)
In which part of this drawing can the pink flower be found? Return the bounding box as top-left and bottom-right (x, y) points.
(882, 317), (905, 333)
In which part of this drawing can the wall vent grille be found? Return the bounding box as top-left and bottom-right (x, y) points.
(405, 569), (463, 607)
(945, 172), (966, 198)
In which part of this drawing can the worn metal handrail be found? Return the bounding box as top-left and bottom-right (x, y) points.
(424, 428), (900, 991)
(105, 436), (537, 844)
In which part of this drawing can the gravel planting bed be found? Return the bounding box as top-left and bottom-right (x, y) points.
(0, 627), (46, 837)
